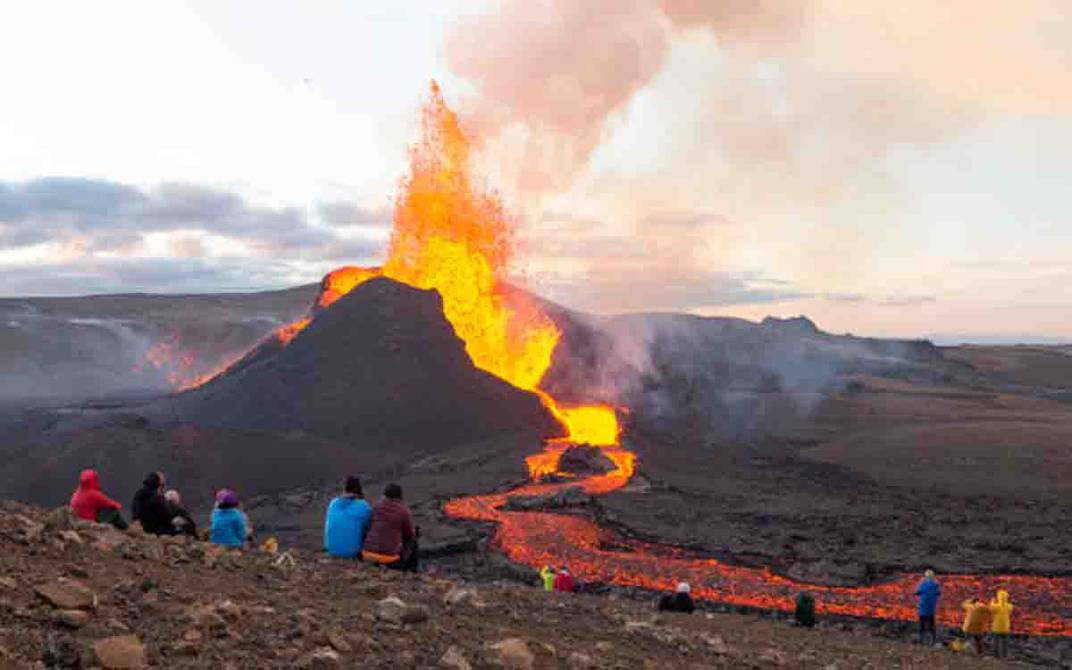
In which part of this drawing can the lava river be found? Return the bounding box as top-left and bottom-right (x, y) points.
(444, 441), (1072, 637)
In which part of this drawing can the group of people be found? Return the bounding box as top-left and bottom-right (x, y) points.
(915, 569), (1015, 657)
(538, 565), (576, 593)
(70, 470), (1022, 656)
(323, 476), (419, 571)
(70, 470), (420, 570)
(70, 469), (205, 538)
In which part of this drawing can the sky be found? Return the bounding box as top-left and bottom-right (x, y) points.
(1, 1), (1070, 342)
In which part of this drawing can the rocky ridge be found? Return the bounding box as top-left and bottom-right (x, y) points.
(0, 500), (1048, 669)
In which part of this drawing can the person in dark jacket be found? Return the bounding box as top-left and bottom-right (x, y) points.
(794, 591), (817, 627)
(164, 489), (197, 537)
(131, 471), (174, 535)
(324, 476), (373, 558)
(658, 582), (695, 613)
(361, 483), (418, 571)
(69, 469), (127, 529)
(915, 569), (941, 646)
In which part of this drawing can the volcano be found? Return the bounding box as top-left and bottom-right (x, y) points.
(162, 276), (559, 447)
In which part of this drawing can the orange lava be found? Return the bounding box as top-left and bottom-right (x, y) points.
(136, 333), (232, 391)
(445, 447), (1072, 637)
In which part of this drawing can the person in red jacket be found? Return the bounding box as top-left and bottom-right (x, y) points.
(554, 567), (576, 593)
(361, 483), (418, 571)
(69, 469), (127, 529)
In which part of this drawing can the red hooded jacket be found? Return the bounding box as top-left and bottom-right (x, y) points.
(554, 570), (576, 593)
(69, 469), (121, 521)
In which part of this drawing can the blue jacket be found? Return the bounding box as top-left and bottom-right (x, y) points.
(916, 577), (941, 616)
(210, 507), (248, 548)
(324, 496), (373, 558)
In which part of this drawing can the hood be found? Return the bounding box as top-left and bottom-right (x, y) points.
(996, 590), (1009, 605)
(142, 472), (161, 489)
(334, 496), (365, 509)
(78, 469), (100, 490)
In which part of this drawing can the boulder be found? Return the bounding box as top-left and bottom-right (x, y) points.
(92, 635), (146, 669)
(375, 596), (407, 624)
(443, 586), (485, 608)
(35, 579), (97, 610)
(567, 651), (596, 669)
(55, 609), (91, 629)
(484, 638), (534, 670)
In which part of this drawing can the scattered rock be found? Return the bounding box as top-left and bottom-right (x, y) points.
(43, 507), (74, 532)
(35, 579), (97, 610)
(92, 635), (146, 669)
(440, 645), (472, 670)
(758, 647), (787, 666)
(375, 596), (407, 624)
(93, 528), (130, 553)
(484, 638), (534, 670)
(401, 604), (429, 624)
(58, 530), (84, 546)
(54, 609), (91, 629)
(444, 586), (485, 608)
(299, 647), (341, 669)
(0, 576), (16, 591)
(215, 599), (242, 621)
(567, 651), (596, 669)
(13, 514), (44, 543)
(181, 629), (203, 643)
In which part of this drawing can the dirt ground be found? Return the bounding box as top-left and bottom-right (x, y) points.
(0, 501), (1047, 669)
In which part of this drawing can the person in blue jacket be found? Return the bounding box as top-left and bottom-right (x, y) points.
(915, 569), (941, 646)
(210, 489), (248, 548)
(324, 476), (373, 558)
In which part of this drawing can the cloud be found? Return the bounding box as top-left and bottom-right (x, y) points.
(0, 177), (385, 296)
(317, 201), (391, 228)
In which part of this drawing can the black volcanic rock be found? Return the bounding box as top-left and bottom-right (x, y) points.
(162, 277), (559, 450)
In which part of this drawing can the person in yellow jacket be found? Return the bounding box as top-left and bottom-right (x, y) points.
(961, 598), (991, 654)
(539, 565), (556, 593)
(989, 590), (1013, 658)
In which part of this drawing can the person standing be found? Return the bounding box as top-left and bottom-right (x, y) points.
(989, 590), (1014, 658)
(553, 567), (576, 593)
(962, 598), (992, 654)
(794, 591), (816, 627)
(324, 476), (373, 559)
(915, 569), (941, 646)
(131, 471), (173, 535)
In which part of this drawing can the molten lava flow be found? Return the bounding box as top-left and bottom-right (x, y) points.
(316, 266), (382, 310)
(137, 332), (230, 391)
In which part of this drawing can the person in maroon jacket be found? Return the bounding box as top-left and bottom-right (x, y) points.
(360, 483), (418, 571)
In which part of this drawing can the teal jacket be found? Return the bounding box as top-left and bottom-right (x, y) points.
(210, 507), (247, 548)
(324, 496), (373, 558)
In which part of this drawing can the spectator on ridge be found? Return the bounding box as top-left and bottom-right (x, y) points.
(131, 471), (173, 535)
(553, 567), (576, 593)
(539, 565), (556, 593)
(69, 469), (127, 529)
(361, 483), (418, 571)
(989, 590), (1014, 658)
(961, 597), (992, 654)
(794, 591), (816, 627)
(210, 489), (248, 548)
(164, 489), (197, 537)
(324, 476), (373, 559)
(915, 569), (941, 646)
(658, 582), (696, 613)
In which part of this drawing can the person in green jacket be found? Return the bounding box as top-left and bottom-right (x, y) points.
(540, 565), (556, 592)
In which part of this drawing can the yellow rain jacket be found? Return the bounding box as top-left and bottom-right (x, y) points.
(539, 566), (555, 592)
(962, 600), (991, 635)
(989, 590), (1013, 634)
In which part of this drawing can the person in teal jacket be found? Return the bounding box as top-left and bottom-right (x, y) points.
(324, 476), (373, 558)
(210, 489), (248, 548)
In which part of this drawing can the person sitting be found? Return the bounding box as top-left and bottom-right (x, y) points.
(658, 582), (696, 613)
(915, 569), (941, 646)
(553, 567), (576, 593)
(540, 565), (556, 593)
(131, 471), (174, 535)
(69, 469), (127, 529)
(324, 476), (373, 559)
(164, 489), (197, 537)
(794, 591), (816, 627)
(989, 590), (1014, 658)
(361, 483), (418, 571)
(962, 598), (992, 654)
(210, 489), (248, 548)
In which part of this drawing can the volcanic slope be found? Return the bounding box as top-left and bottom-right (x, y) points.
(0, 277), (557, 509)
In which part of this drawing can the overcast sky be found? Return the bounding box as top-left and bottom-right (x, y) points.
(1, 1), (1070, 341)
